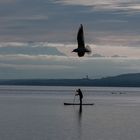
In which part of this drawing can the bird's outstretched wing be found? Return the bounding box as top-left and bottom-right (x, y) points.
(77, 24), (85, 48)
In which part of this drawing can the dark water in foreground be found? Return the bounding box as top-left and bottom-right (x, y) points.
(0, 86), (140, 140)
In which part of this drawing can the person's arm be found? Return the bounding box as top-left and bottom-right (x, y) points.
(75, 90), (79, 96)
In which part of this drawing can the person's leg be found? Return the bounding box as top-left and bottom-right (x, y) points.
(80, 98), (82, 105)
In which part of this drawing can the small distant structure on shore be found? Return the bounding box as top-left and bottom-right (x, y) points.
(82, 75), (90, 80)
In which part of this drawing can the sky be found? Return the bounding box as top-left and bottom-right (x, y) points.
(1, 0), (140, 79)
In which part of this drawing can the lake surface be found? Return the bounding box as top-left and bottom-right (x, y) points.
(0, 86), (140, 140)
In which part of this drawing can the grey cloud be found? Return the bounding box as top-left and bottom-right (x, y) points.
(91, 53), (105, 57)
(0, 0), (140, 46)
(111, 55), (127, 58)
(91, 53), (127, 58)
(0, 42), (65, 56)
(54, 0), (140, 12)
(0, 0), (16, 4)
(0, 53), (140, 79)
(0, 0), (140, 79)
(87, 32), (140, 46)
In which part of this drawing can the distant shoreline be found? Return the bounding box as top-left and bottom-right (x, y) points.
(0, 73), (140, 87)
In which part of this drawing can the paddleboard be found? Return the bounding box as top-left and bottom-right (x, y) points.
(64, 103), (94, 105)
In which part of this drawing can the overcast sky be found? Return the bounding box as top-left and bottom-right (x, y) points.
(1, 0), (140, 79)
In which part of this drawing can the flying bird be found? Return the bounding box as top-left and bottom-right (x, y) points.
(72, 24), (91, 57)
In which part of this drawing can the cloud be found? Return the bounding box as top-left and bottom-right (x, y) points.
(0, 42), (65, 56)
(0, 1), (140, 79)
(1, 42), (140, 58)
(0, 0), (16, 4)
(90, 33), (140, 46)
(92, 45), (140, 58)
(0, 53), (140, 79)
(1, 15), (48, 21)
(0, 42), (79, 57)
(111, 55), (127, 58)
(49, 42), (140, 58)
(0, 62), (73, 71)
(54, 0), (140, 12)
(0, 0), (140, 43)
(91, 53), (105, 57)
(0, 0), (139, 44)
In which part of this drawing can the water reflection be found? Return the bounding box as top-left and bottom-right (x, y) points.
(79, 105), (82, 121)
(77, 105), (82, 139)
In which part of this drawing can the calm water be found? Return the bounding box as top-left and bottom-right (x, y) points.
(0, 86), (140, 140)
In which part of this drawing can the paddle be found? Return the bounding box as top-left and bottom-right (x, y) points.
(73, 94), (76, 104)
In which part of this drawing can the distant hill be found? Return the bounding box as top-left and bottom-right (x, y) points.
(93, 73), (140, 87)
(0, 73), (140, 87)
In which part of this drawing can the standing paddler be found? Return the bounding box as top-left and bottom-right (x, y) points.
(75, 88), (83, 105)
